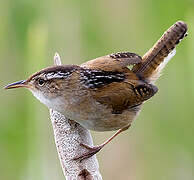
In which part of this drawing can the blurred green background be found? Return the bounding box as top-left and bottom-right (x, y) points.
(0, 0), (194, 179)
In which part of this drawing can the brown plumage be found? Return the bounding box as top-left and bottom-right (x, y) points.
(133, 21), (187, 82)
(5, 21), (188, 161)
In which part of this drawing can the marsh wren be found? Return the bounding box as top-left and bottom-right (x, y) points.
(5, 21), (187, 161)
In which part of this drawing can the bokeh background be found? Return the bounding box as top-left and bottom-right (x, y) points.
(0, 0), (194, 179)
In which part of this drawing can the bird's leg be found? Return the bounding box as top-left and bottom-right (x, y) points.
(73, 124), (131, 162)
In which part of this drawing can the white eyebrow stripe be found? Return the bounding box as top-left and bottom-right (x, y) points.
(45, 71), (71, 80)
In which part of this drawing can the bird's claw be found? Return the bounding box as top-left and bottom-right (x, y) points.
(73, 143), (102, 162)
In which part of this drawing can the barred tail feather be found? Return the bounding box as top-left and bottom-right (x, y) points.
(133, 21), (188, 83)
(149, 49), (176, 83)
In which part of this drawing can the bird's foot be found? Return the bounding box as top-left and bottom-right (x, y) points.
(73, 143), (103, 162)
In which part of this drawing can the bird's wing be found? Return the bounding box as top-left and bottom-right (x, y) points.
(81, 52), (142, 72)
(91, 78), (157, 114)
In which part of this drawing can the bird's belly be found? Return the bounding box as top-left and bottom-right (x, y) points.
(64, 102), (142, 132)
(78, 112), (136, 131)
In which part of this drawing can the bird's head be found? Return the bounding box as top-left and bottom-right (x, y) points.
(5, 65), (79, 109)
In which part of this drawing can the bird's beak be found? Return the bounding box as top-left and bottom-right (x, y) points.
(4, 80), (28, 89)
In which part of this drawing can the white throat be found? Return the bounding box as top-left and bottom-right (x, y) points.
(30, 90), (63, 112)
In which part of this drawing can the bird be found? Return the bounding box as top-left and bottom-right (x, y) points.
(5, 21), (188, 161)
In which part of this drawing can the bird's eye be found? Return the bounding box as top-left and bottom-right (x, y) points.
(38, 78), (45, 86)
